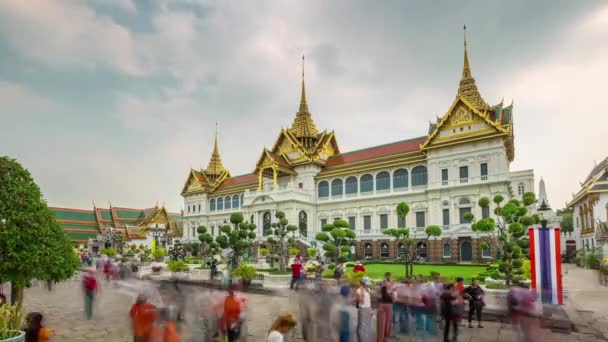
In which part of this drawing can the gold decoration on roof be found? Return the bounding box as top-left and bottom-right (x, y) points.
(290, 55), (319, 139)
(205, 125), (226, 175)
(457, 26), (490, 111)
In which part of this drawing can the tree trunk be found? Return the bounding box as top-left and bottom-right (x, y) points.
(10, 283), (23, 307)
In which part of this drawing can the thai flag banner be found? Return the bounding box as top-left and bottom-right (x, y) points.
(529, 227), (563, 304)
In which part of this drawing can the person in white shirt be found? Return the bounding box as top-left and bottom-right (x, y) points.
(266, 313), (297, 342)
(355, 277), (373, 342)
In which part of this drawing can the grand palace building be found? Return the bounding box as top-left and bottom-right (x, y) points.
(179, 38), (534, 263)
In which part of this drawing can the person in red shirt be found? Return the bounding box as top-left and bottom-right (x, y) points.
(353, 262), (366, 273)
(129, 294), (158, 341)
(290, 262), (302, 290)
(222, 287), (243, 342)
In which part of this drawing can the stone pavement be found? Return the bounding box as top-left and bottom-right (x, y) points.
(19, 275), (605, 341)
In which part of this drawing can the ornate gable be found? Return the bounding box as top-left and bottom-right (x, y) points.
(181, 169), (207, 195)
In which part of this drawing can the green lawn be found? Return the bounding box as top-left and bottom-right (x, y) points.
(324, 264), (486, 283)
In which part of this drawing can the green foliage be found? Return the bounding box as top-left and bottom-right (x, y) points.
(168, 240), (184, 261)
(493, 195), (504, 204)
(425, 225), (442, 237)
(522, 192), (537, 207)
(167, 260), (190, 272)
(463, 212), (475, 222)
(396, 202), (410, 219)
(485, 282), (507, 289)
(264, 212), (298, 272)
(233, 263), (257, 280)
(478, 197), (490, 208)
(318, 219), (356, 262)
(0, 304), (24, 339)
(327, 263), (336, 270)
(585, 248), (603, 269)
(307, 248), (317, 258)
(197, 225), (208, 234)
(101, 248), (119, 257)
(230, 213), (244, 225)
(288, 248), (300, 256)
(152, 247), (167, 261)
(259, 248), (270, 256)
(0, 157), (80, 306)
(480, 241), (490, 251)
(561, 212), (574, 234)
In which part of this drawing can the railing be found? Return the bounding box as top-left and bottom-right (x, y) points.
(442, 180), (448, 186)
(481, 175), (488, 181)
(459, 178), (469, 184)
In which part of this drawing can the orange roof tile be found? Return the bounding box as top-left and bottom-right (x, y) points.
(217, 174), (257, 187)
(325, 136), (426, 167)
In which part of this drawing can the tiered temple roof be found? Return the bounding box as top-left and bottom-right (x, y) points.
(50, 204), (182, 243)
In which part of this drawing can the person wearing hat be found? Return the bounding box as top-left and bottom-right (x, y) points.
(266, 313), (297, 342)
(356, 277), (373, 342)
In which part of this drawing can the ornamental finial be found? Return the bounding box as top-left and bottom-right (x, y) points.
(299, 55), (308, 113)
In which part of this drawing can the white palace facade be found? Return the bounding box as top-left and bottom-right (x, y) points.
(179, 39), (534, 263)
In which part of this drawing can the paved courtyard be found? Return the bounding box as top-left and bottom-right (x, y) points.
(17, 274), (606, 341)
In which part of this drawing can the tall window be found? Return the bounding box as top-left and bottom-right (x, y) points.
(459, 166), (469, 179)
(393, 169), (408, 189)
(321, 218), (328, 228)
(345, 176), (358, 194)
(250, 215), (254, 225)
(240, 194), (244, 207)
(482, 245), (492, 258)
(416, 242), (427, 258)
(443, 243), (452, 257)
(348, 216), (356, 230)
(232, 195), (239, 209)
(198, 204), (201, 212)
(224, 196), (231, 209)
(211, 226), (215, 236)
(398, 215), (406, 228)
(518, 183), (525, 195)
(380, 243), (390, 259)
(263, 211), (271, 231)
(360, 174), (373, 193)
(299, 211), (307, 237)
(459, 207), (472, 224)
(363, 215), (371, 231)
(397, 243), (406, 259)
(331, 179), (343, 197)
(376, 171), (390, 191)
(210, 199), (216, 211)
(380, 214), (388, 229)
(442, 209), (450, 226)
(441, 169), (448, 184)
(187, 205), (190, 213)
(415, 212), (425, 228)
(318, 181), (329, 198)
(411, 166), (428, 186)
(480, 163), (488, 177)
(217, 198), (224, 210)
(364, 243), (373, 260)
(482, 206), (490, 219)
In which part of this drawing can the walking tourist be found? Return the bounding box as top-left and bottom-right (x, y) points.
(24, 312), (52, 342)
(315, 262), (325, 285)
(465, 280), (484, 328)
(152, 308), (180, 342)
(129, 293), (158, 342)
(355, 277), (373, 342)
(334, 262), (345, 285)
(290, 261), (303, 290)
(508, 282), (541, 342)
(82, 269), (98, 320)
(454, 277), (466, 326)
(330, 285), (358, 342)
(266, 313), (297, 342)
(441, 284), (460, 342)
(221, 287), (244, 342)
(376, 273), (394, 342)
(353, 262), (366, 273)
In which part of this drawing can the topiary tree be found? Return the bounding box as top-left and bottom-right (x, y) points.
(307, 247), (317, 259)
(315, 218), (356, 264)
(382, 202), (442, 277)
(152, 247), (167, 261)
(215, 213), (257, 270)
(468, 192), (539, 286)
(168, 240), (184, 261)
(197, 225), (218, 269)
(264, 211), (297, 272)
(0, 156), (80, 306)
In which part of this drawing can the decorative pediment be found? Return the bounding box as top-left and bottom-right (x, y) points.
(181, 170), (206, 195)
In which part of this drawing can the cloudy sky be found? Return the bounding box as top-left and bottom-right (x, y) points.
(1, 0), (606, 212)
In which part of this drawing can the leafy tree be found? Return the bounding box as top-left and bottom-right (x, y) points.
(215, 213), (257, 269)
(315, 218), (356, 264)
(468, 192), (539, 286)
(0, 156), (80, 306)
(307, 248), (317, 259)
(264, 211), (297, 272)
(197, 225), (219, 268)
(101, 248), (119, 257)
(560, 211), (574, 235)
(382, 202), (442, 277)
(152, 247), (167, 261)
(168, 240), (184, 261)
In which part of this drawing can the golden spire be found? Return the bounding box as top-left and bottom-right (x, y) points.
(457, 25), (490, 111)
(290, 55), (318, 140)
(205, 123), (226, 175)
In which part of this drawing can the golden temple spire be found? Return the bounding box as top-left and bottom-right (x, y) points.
(290, 55), (318, 141)
(205, 124), (226, 175)
(457, 25), (490, 111)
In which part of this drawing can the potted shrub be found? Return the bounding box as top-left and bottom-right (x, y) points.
(233, 264), (257, 287)
(0, 304), (25, 342)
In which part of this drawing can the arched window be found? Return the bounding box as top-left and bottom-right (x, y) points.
(364, 243), (373, 260)
(224, 196), (231, 209)
(443, 243), (451, 257)
(232, 195), (239, 208)
(411, 166), (428, 186)
(250, 215), (254, 225)
(416, 242), (427, 258)
(299, 211), (308, 237)
(393, 169), (408, 189)
(360, 174), (373, 193)
(518, 183), (525, 195)
(210, 199), (216, 211)
(217, 197), (224, 210)
(318, 181), (329, 198)
(376, 171), (390, 191)
(380, 243), (390, 259)
(263, 212), (271, 231)
(345, 176), (358, 194)
(397, 243), (406, 260)
(331, 179), (343, 197)
(482, 244), (492, 258)
(241, 194), (244, 207)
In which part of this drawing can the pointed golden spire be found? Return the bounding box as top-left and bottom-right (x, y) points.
(457, 25), (490, 111)
(290, 55), (318, 141)
(205, 123), (226, 176)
